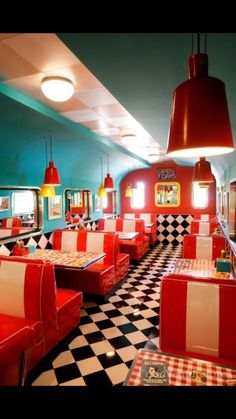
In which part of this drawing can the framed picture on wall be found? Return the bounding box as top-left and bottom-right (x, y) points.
(0, 196), (10, 211)
(48, 195), (62, 220)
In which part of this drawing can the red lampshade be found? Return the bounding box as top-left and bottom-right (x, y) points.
(167, 53), (235, 157)
(193, 157), (214, 183)
(104, 173), (114, 189)
(44, 161), (61, 185)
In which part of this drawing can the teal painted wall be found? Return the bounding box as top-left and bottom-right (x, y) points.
(0, 92), (144, 234)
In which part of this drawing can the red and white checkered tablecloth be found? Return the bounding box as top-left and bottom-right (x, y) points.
(124, 349), (236, 386)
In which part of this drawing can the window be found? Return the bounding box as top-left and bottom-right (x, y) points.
(12, 191), (34, 215)
(131, 182), (144, 209)
(192, 183), (208, 208)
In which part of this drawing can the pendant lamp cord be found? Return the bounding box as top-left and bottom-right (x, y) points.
(100, 157), (103, 183)
(107, 153), (110, 173)
(45, 137), (48, 167)
(48, 130), (53, 161)
(192, 33), (207, 55)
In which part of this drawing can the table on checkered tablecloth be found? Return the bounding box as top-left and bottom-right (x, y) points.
(25, 249), (105, 269)
(124, 349), (236, 386)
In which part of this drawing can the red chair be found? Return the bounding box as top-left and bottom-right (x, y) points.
(160, 274), (236, 367)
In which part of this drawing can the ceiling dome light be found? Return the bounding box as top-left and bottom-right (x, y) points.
(41, 76), (74, 102)
(121, 128), (137, 146)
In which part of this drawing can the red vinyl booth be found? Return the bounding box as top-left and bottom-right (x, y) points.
(119, 213), (157, 245)
(194, 214), (217, 222)
(190, 220), (220, 235)
(1, 217), (22, 228)
(160, 274), (236, 367)
(52, 229), (129, 296)
(183, 234), (226, 260)
(0, 256), (82, 380)
(97, 218), (149, 261)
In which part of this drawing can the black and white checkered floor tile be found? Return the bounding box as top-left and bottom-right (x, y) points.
(25, 243), (182, 386)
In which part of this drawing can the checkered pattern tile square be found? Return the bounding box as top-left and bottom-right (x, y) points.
(24, 243), (182, 387)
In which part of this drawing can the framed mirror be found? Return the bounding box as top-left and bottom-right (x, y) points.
(155, 182), (180, 207)
(0, 186), (43, 242)
(65, 188), (92, 225)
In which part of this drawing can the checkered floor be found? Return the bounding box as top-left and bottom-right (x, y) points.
(25, 243), (182, 386)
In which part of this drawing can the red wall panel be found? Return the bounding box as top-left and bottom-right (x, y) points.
(121, 161), (216, 215)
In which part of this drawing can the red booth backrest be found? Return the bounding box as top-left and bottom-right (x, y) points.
(1, 217), (22, 228)
(97, 218), (145, 236)
(120, 213), (156, 224)
(183, 234), (226, 260)
(52, 229), (116, 265)
(160, 274), (236, 365)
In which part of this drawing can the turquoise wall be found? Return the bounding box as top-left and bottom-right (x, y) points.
(0, 92), (145, 234)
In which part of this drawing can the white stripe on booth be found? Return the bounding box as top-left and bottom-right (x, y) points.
(124, 213), (135, 219)
(201, 214), (209, 221)
(0, 229), (12, 238)
(104, 219), (116, 231)
(196, 236), (213, 260)
(87, 232), (104, 253)
(199, 222), (210, 235)
(0, 261), (26, 318)
(61, 231), (78, 251)
(186, 282), (219, 357)
(123, 219), (136, 232)
(6, 219), (13, 227)
(140, 214), (151, 223)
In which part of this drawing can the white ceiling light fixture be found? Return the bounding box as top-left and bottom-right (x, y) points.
(121, 129), (137, 146)
(41, 76), (74, 102)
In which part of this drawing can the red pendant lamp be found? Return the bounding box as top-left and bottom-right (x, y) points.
(44, 132), (61, 185)
(104, 153), (114, 190)
(193, 157), (214, 184)
(167, 34), (235, 157)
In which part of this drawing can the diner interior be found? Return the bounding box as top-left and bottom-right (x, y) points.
(0, 33), (236, 389)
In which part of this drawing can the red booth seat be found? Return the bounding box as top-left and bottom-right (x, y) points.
(1, 217), (22, 228)
(0, 228), (32, 238)
(160, 274), (236, 367)
(183, 234), (226, 260)
(97, 218), (149, 261)
(0, 256), (82, 379)
(190, 220), (221, 235)
(194, 214), (217, 222)
(52, 229), (129, 295)
(120, 213), (157, 245)
(0, 321), (34, 386)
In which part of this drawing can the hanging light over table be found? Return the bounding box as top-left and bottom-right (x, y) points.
(167, 34), (235, 157)
(98, 158), (107, 198)
(192, 157), (214, 184)
(104, 153), (114, 190)
(44, 132), (61, 185)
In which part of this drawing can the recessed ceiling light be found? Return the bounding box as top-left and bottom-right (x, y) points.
(41, 76), (74, 102)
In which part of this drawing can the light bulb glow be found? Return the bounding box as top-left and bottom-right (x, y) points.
(41, 77), (74, 102)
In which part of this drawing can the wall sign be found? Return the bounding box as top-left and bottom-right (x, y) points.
(157, 168), (176, 181)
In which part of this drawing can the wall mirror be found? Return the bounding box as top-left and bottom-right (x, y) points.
(0, 186), (43, 242)
(65, 189), (92, 225)
(103, 190), (118, 215)
(154, 182), (180, 207)
(229, 180), (236, 242)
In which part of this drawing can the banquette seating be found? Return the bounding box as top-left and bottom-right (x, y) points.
(0, 256), (82, 384)
(190, 220), (221, 235)
(160, 273), (236, 367)
(119, 213), (157, 245)
(52, 229), (129, 296)
(97, 218), (149, 261)
(183, 234), (226, 260)
(1, 217), (22, 227)
(194, 214), (217, 221)
(0, 228), (32, 238)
